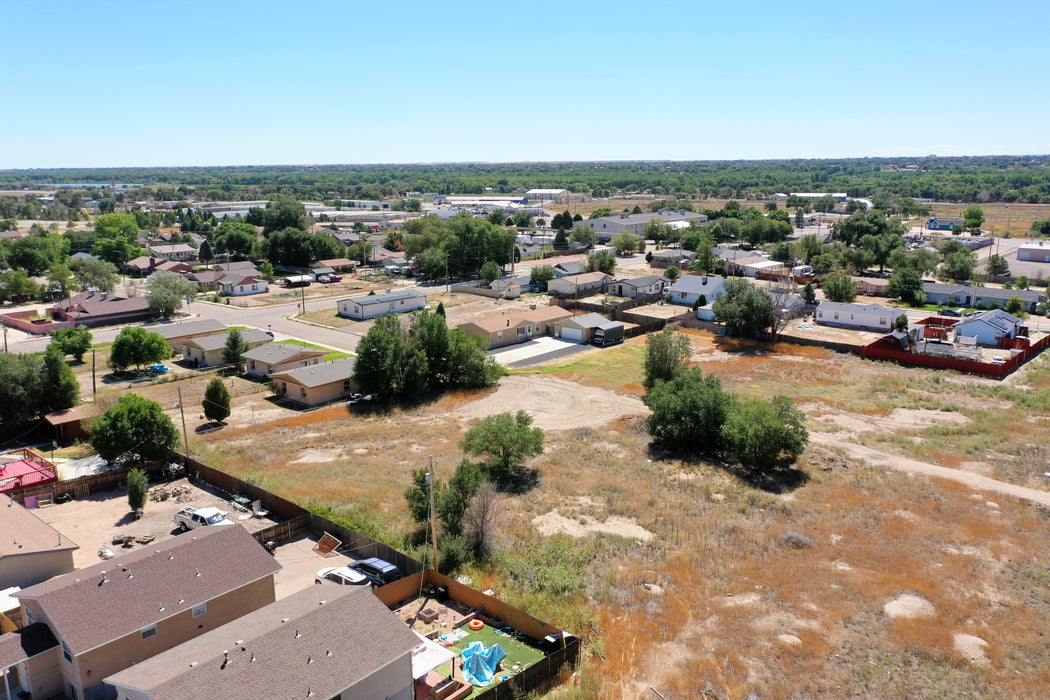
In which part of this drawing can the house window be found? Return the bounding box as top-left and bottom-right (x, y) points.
(141, 624), (157, 640)
(249, 360), (256, 371)
(834, 313), (839, 320)
(191, 602), (207, 618)
(496, 331), (503, 341)
(62, 641), (72, 663)
(25, 607), (34, 624)
(300, 387), (307, 398)
(343, 379), (351, 391)
(879, 318), (887, 325)
(516, 326), (526, 336)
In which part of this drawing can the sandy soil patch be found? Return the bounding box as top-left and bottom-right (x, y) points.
(953, 633), (990, 664)
(453, 374), (647, 431)
(531, 511), (654, 541)
(289, 447), (346, 464)
(883, 593), (935, 619)
(808, 406), (970, 435)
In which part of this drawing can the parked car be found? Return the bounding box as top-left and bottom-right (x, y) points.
(350, 557), (401, 587)
(173, 506), (234, 531)
(315, 566), (369, 586)
(150, 364), (170, 373)
(327, 274), (342, 282)
(937, 308), (962, 317)
(316, 274), (332, 283)
(991, 356), (1006, 365)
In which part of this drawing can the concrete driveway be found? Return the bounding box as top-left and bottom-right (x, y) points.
(488, 336), (591, 368)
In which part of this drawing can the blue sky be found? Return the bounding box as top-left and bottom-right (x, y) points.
(3, 0), (1048, 168)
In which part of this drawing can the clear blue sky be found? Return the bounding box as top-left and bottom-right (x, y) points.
(3, 0), (1048, 169)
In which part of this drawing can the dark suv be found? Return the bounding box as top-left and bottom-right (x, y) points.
(351, 557), (401, 587)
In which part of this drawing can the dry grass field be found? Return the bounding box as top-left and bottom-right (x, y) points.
(178, 328), (1050, 698)
(931, 202), (1050, 237)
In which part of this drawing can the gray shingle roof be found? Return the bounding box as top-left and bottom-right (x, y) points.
(106, 585), (417, 700)
(341, 289), (426, 307)
(269, 357), (356, 388)
(16, 526), (279, 655)
(242, 343), (327, 364)
(153, 319), (228, 340)
(187, 329), (271, 352)
(566, 312), (614, 329)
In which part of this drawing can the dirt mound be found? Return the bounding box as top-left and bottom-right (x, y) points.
(953, 633), (989, 664)
(454, 375), (647, 431)
(883, 593), (935, 619)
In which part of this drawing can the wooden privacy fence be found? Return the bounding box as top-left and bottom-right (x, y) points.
(308, 514), (424, 575)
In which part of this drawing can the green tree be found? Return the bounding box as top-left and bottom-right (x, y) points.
(94, 213), (139, 242)
(569, 224), (597, 248)
(552, 229), (569, 251)
(90, 394), (179, 465)
(986, 254), (1010, 276)
(0, 269), (39, 301)
(39, 345), (80, 415)
(92, 237), (142, 267)
(712, 278), (774, 339)
(203, 377), (231, 423)
(887, 266), (926, 306)
(221, 328), (250, 370)
(461, 411), (545, 481)
(198, 239), (215, 265)
(941, 249), (975, 282)
(144, 271), (197, 319)
(585, 251), (616, 275)
(481, 260), (501, 284)
(812, 195), (838, 214)
(1014, 275), (1029, 290)
(47, 263), (75, 297)
(801, 283), (816, 305)
(529, 265), (556, 287)
(589, 207), (612, 219)
(352, 315), (429, 400)
(213, 220), (259, 260)
(821, 274), (857, 303)
(50, 326), (92, 362)
(259, 260), (275, 277)
(263, 196), (308, 234)
(72, 257), (120, 293)
(643, 329), (691, 390)
(127, 468), (149, 512)
(611, 232), (638, 255)
(664, 264), (681, 283)
(644, 367), (732, 453)
(438, 460), (484, 537)
(721, 395), (808, 472)
(435, 301), (446, 317)
(1005, 296), (1025, 315)
(859, 233), (905, 271)
(963, 204), (985, 234)
(110, 326), (171, 372)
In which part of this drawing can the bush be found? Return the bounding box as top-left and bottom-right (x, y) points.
(721, 395), (808, 472)
(127, 468), (148, 511)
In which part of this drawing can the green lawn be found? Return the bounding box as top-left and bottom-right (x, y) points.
(272, 339), (352, 361)
(433, 621), (547, 697)
(522, 343), (645, 390)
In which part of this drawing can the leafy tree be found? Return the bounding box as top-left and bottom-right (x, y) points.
(487, 210), (507, 226)
(812, 195), (838, 214)
(39, 345), (80, 415)
(552, 229), (569, 251)
(986, 254), (1010, 276)
(203, 377), (231, 423)
(801, 283), (816, 304)
(569, 224), (597, 248)
(263, 196), (308, 234)
(529, 265), (556, 287)
(438, 460), (484, 537)
(127, 468), (149, 512)
(941, 249), (975, 282)
(822, 274), (857, 303)
(888, 247), (939, 277)
(259, 260), (275, 277)
(589, 207), (612, 219)
(461, 410), (544, 481)
(1005, 296), (1025, 315)
(721, 395), (808, 472)
(5, 233), (69, 275)
(213, 220), (259, 260)
(664, 264), (681, 283)
(221, 328), (250, 370)
(0, 269), (39, 301)
(611, 232), (638, 255)
(94, 213), (139, 242)
(110, 326), (170, 371)
(895, 314), (909, 332)
(643, 329), (691, 390)
(198, 239), (215, 265)
(963, 204), (985, 234)
(887, 266), (926, 306)
(50, 326), (92, 362)
(513, 212), (532, 228)
(585, 251), (616, 276)
(551, 210), (573, 230)
(832, 210), (905, 248)
(144, 271), (197, 319)
(859, 232), (905, 271)
(481, 260), (501, 284)
(645, 367), (732, 452)
(92, 237), (142, 267)
(712, 278), (774, 339)
(1015, 275), (1030, 290)
(72, 257), (119, 293)
(795, 209), (805, 228)
(90, 394), (179, 465)
(631, 205), (643, 214)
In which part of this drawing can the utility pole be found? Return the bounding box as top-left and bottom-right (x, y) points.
(427, 456), (439, 572)
(91, 347), (96, 395)
(177, 386), (190, 463)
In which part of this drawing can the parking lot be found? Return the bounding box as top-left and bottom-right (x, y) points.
(488, 336), (593, 367)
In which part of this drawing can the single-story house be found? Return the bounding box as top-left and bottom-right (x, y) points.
(44, 405), (98, 444)
(546, 272), (612, 297)
(12, 525), (279, 700)
(123, 256), (162, 278)
(147, 244), (196, 261)
(153, 318), (228, 352)
(1017, 241), (1050, 263)
(106, 584), (419, 700)
(49, 291), (152, 327)
(182, 328), (271, 368)
(154, 260), (193, 275)
(851, 276), (892, 296)
(558, 313), (624, 344)
(923, 282), (1043, 313)
(337, 288), (427, 320)
(315, 257), (357, 272)
(242, 343), (327, 378)
(925, 217), (965, 232)
(952, 309), (1024, 347)
(0, 493), (78, 590)
(218, 274), (268, 296)
(186, 269), (227, 290)
(667, 275), (727, 307)
(815, 302), (906, 331)
(650, 249), (696, 269)
(269, 357), (359, 406)
(611, 275), (668, 298)
(458, 306), (573, 350)
(574, 210), (707, 242)
(553, 260), (586, 277)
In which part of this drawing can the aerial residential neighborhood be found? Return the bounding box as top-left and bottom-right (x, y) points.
(4, 1), (1050, 697)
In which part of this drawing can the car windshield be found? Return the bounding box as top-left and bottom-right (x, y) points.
(205, 513), (226, 524)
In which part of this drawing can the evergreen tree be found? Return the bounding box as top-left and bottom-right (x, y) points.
(203, 378), (231, 423)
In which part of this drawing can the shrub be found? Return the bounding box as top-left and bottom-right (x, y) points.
(127, 468), (148, 511)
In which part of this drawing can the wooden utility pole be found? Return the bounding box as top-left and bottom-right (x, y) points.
(177, 386), (190, 463)
(91, 347), (96, 395)
(428, 456), (439, 572)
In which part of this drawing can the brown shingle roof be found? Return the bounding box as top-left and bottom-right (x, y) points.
(0, 493), (79, 559)
(106, 585), (418, 700)
(52, 291), (150, 319)
(16, 525), (279, 654)
(0, 623), (58, 667)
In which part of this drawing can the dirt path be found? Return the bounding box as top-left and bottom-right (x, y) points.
(812, 433), (1050, 507)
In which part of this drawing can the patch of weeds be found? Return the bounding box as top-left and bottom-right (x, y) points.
(778, 531), (813, 549)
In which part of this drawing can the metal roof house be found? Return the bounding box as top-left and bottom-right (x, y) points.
(815, 302), (907, 331)
(952, 309), (1024, 347)
(336, 289), (427, 320)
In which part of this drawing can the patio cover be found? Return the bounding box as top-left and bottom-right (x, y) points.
(411, 630), (457, 680)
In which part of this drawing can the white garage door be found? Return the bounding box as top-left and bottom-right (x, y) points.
(561, 326), (583, 343)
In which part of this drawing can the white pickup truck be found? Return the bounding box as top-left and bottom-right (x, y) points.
(173, 506), (234, 531)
